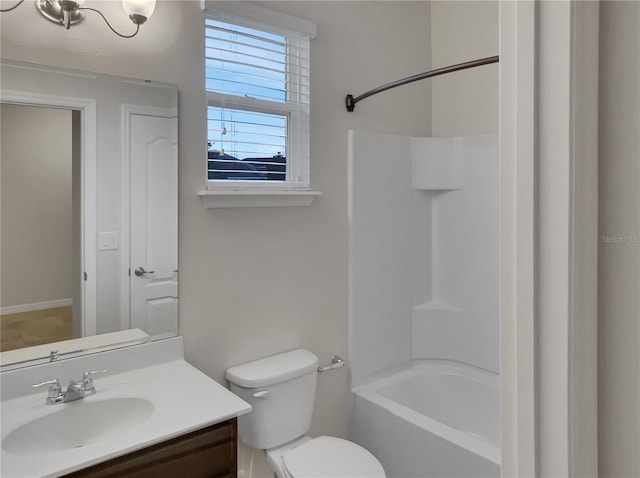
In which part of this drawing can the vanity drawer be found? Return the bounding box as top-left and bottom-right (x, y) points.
(64, 418), (237, 478)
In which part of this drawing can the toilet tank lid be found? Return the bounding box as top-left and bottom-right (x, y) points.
(226, 349), (319, 388)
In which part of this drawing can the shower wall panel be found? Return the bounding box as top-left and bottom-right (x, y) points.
(348, 132), (498, 382)
(411, 135), (499, 373)
(348, 131), (430, 383)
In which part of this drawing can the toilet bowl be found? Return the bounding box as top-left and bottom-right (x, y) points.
(226, 349), (386, 478)
(267, 436), (385, 478)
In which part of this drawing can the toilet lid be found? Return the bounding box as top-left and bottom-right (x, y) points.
(282, 436), (386, 478)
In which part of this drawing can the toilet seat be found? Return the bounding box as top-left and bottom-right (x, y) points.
(281, 436), (385, 478)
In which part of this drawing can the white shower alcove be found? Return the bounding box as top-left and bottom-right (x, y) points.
(348, 131), (499, 477)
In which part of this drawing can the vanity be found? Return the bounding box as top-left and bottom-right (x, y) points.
(65, 420), (237, 478)
(1, 337), (251, 478)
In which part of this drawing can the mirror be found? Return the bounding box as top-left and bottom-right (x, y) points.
(0, 60), (178, 369)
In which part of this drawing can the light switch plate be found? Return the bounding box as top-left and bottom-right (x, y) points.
(98, 231), (119, 251)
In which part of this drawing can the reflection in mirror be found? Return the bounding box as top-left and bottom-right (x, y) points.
(1, 104), (77, 349)
(0, 60), (178, 369)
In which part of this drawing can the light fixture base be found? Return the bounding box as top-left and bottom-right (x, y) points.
(128, 13), (147, 25)
(36, 0), (84, 26)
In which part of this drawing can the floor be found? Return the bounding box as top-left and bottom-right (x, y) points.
(1, 306), (73, 352)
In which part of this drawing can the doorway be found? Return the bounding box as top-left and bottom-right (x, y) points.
(0, 103), (82, 350)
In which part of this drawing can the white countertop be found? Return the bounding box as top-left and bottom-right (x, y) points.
(1, 339), (251, 477)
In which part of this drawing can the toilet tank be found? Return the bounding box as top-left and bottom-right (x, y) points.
(226, 349), (319, 450)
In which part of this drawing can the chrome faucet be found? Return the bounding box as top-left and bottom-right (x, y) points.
(33, 370), (107, 405)
(32, 379), (64, 405)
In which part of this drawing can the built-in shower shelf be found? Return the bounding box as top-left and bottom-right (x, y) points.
(199, 190), (322, 208)
(412, 301), (461, 313)
(412, 302), (463, 327)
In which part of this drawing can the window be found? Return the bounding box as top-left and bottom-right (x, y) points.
(205, 14), (311, 189)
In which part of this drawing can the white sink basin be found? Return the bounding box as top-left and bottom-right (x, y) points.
(1, 340), (252, 478)
(2, 397), (154, 455)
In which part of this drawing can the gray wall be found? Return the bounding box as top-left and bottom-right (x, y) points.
(1, 104), (73, 308)
(430, 1), (498, 137)
(598, 2), (640, 476)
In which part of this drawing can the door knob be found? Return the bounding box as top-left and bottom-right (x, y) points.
(134, 266), (155, 277)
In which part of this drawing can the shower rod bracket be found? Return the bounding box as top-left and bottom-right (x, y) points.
(345, 94), (356, 112)
(345, 55), (499, 112)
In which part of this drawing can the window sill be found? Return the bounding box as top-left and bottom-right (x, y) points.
(198, 190), (322, 208)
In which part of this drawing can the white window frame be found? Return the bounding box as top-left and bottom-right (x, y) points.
(203, 3), (315, 192)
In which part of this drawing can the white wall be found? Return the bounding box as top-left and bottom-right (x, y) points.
(430, 1), (498, 137)
(0, 104), (73, 308)
(598, 2), (640, 476)
(1, 2), (430, 475)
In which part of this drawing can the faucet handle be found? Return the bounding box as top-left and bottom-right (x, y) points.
(33, 378), (61, 391)
(82, 370), (107, 392)
(32, 379), (62, 402)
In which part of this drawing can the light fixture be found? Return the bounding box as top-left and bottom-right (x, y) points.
(121, 0), (155, 24)
(0, 0), (155, 38)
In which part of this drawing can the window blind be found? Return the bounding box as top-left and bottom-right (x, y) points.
(205, 16), (311, 187)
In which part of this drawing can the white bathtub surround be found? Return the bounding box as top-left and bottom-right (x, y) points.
(348, 131), (499, 476)
(411, 135), (499, 372)
(352, 360), (499, 478)
(348, 131), (415, 381)
(348, 132), (499, 381)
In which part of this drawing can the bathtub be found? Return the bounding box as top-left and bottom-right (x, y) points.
(351, 360), (500, 478)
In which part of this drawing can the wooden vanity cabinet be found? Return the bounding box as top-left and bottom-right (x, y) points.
(64, 418), (237, 478)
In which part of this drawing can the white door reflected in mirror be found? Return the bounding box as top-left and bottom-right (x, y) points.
(129, 115), (178, 338)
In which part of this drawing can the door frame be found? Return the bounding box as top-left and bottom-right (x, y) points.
(120, 104), (178, 331)
(499, 1), (599, 476)
(0, 90), (97, 337)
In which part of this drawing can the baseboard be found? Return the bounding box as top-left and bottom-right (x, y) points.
(0, 298), (72, 316)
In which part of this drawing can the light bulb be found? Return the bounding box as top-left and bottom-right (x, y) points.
(121, 0), (155, 24)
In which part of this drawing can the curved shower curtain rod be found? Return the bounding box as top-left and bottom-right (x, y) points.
(345, 55), (499, 112)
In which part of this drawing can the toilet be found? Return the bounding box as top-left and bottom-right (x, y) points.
(226, 349), (386, 478)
